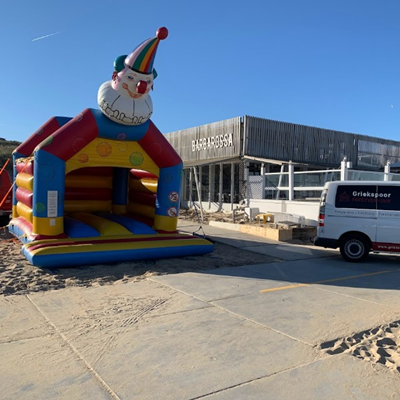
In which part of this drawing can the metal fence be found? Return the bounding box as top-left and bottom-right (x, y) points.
(262, 169), (341, 200)
(181, 158), (400, 213)
(259, 163), (400, 201)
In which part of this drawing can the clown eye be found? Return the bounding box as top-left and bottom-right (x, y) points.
(146, 80), (151, 84)
(126, 76), (134, 80)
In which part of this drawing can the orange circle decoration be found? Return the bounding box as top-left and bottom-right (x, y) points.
(118, 143), (128, 152)
(78, 153), (89, 163)
(97, 142), (112, 157)
(129, 152), (144, 166)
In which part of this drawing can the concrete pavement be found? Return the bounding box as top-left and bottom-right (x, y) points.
(2, 220), (400, 399)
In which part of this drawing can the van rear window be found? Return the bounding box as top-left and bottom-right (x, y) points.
(335, 184), (400, 210)
(377, 185), (400, 211)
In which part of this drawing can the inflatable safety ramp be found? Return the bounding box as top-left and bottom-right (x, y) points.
(21, 233), (213, 268)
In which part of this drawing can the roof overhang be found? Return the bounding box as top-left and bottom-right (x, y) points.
(243, 156), (305, 166)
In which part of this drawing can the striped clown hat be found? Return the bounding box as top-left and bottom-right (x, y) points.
(124, 27), (168, 75)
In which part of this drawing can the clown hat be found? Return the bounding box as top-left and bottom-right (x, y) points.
(123, 27), (168, 75)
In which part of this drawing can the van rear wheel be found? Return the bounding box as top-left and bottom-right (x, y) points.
(340, 234), (370, 262)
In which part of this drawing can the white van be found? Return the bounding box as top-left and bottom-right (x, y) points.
(314, 181), (400, 262)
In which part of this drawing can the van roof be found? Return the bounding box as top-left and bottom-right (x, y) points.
(324, 180), (400, 188)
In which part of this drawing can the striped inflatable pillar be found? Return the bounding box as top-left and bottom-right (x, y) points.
(153, 163), (183, 232)
(112, 167), (129, 214)
(14, 159), (34, 223)
(136, 120), (183, 232)
(12, 116), (71, 219)
(12, 152), (24, 218)
(32, 149), (66, 236)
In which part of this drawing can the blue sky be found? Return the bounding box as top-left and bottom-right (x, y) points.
(1, 0), (399, 143)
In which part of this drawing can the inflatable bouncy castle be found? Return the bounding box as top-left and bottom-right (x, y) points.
(9, 27), (213, 267)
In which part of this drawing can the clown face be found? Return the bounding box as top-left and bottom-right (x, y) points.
(111, 68), (154, 99)
(97, 69), (154, 126)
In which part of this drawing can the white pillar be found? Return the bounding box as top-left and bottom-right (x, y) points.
(244, 160), (250, 205)
(218, 163), (223, 211)
(261, 163), (266, 199)
(340, 157), (348, 181)
(209, 165), (215, 210)
(230, 163), (235, 210)
(192, 166), (204, 222)
(199, 166), (203, 201)
(288, 162), (294, 201)
(189, 168), (193, 207)
(276, 164), (285, 200)
(384, 161), (391, 181)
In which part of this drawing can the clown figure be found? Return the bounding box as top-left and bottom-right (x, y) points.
(98, 27), (168, 126)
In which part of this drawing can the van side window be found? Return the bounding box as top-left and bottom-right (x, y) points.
(335, 185), (378, 209)
(376, 186), (400, 211)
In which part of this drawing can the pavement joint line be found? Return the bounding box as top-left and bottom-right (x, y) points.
(260, 268), (400, 293)
(25, 294), (121, 400)
(209, 301), (313, 346)
(189, 356), (330, 399)
(149, 278), (313, 347)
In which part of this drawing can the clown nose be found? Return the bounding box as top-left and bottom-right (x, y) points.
(136, 81), (148, 94)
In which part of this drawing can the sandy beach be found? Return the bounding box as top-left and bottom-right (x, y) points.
(321, 320), (400, 373)
(0, 223), (274, 296)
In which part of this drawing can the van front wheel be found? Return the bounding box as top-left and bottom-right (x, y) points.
(340, 234), (370, 262)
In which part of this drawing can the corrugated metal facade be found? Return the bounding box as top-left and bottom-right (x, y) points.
(165, 115), (400, 170)
(243, 116), (356, 167)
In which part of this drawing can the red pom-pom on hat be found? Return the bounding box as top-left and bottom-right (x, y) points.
(157, 27), (168, 40)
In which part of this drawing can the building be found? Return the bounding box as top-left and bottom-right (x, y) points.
(165, 115), (400, 222)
